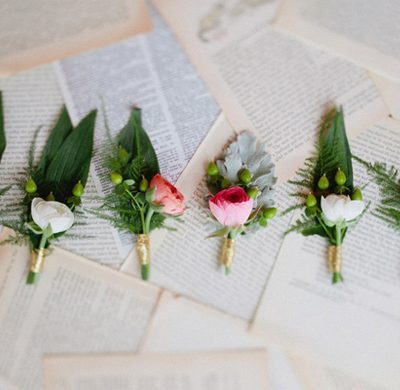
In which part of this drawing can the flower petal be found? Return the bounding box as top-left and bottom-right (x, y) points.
(344, 200), (365, 221)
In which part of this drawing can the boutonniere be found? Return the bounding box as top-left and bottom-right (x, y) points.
(1, 107), (97, 284)
(98, 107), (185, 281)
(286, 107), (367, 283)
(205, 132), (277, 274)
(355, 157), (400, 232)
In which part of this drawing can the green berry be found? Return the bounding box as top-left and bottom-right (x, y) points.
(259, 217), (268, 227)
(207, 162), (219, 176)
(46, 192), (55, 201)
(306, 193), (317, 208)
(263, 207), (277, 219)
(72, 181), (84, 197)
(221, 178), (230, 189)
(247, 187), (259, 199)
(352, 188), (363, 200)
(118, 147), (129, 162)
(335, 168), (347, 186)
(238, 168), (252, 184)
(111, 172), (123, 185)
(139, 177), (149, 192)
(25, 177), (37, 194)
(317, 174), (329, 190)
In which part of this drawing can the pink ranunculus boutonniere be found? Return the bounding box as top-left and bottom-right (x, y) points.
(206, 132), (277, 274)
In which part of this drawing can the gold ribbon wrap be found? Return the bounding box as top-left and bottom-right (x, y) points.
(328, 245), (342, 274)
(136, 234), (150, 266)
(30, 248), (49, 274)
(221, 238), (235, 271)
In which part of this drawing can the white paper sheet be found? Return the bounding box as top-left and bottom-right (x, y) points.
(0, 230), (160, 390)
(43, 350), (271, 390)
(275, 0), (400, 82)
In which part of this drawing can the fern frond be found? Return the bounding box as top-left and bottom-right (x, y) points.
(355, 156), (400, 231)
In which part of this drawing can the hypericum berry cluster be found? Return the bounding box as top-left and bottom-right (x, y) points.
(24, 176), (84, 210)
(305, 168), (363, 215)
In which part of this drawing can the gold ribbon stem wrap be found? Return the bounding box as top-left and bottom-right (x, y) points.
(136, 234), (150, 266)
(221, 238), (235, 274)
(30, 248), (49, 274)
(328, 245), (342, 274)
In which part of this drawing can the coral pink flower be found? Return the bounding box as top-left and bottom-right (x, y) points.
(209, 186), (253, 227)
(149, 174), (185, 216)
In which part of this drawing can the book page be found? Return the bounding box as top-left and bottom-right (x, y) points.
(43, 350), (271, 390)
(142, 290), (305, 390)
(275, 0), (400, 82)
(0, 0), (151, 75)
(0, 230), (160, 390)
(142, 290), (263, 353)
(289, 353), (387, 390)
(55, 7), (220, 263)
(153, 0), (387, 182)
(370, 73), (400, 120)
(252, 118), (400, 387)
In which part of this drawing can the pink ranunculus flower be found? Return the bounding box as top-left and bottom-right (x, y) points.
(209, 186), (253, 227)
(149, 174), (185, 216)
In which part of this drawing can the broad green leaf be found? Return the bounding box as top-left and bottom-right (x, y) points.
(301, 224), (329, 238)
(314, 107), (353, 191)
(119, 108), (159, 180)
(44, 109), (97, 201)
(35, 106), (73, 177)
(0, 91), (5, 162)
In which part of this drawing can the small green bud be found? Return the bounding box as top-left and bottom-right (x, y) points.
(352, 188), (363, 200)
(259, 217), (268, 227)
(46, 192), (55, 201)
(207, 161), (219, 176)
(306, 193), (317, 208)
(238, 168), (252, 184)
(139, 177), (149, 192)
(118, 147), (129, 162)
(221, 178), (230, 189)
(247, 187), (259, 199)
(72, 181), (84, 197)
(317, 174), (329, 190)
(263, 207), (277, 219)
(111, 172), (123, 185)
(335, 168), (347, 186)
(25, 177), (37, 194)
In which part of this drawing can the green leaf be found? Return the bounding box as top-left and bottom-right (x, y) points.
(207, 227), (230, 238)
(44, 110), (97, 201)
(301, 224), (329, 237)
(118, 108), (159, 180)
(0, 91), (5, 163)
(314, 107), (353, 191)
(35, 106), (73, 177)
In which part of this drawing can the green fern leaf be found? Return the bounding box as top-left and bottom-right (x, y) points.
(314, 107), (353, 192)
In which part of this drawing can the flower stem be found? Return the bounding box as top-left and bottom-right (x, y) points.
(144, 207), (154, 234)
(332, 225), (344, 284)
(27, 226), (51, 285)
(316, 214), (335, 243)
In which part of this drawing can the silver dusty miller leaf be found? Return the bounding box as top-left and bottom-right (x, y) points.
(216, 131), (276, 208)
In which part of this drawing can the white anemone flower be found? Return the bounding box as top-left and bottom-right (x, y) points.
(31, 198), (74, 234)
(321, 194), (365, 226)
